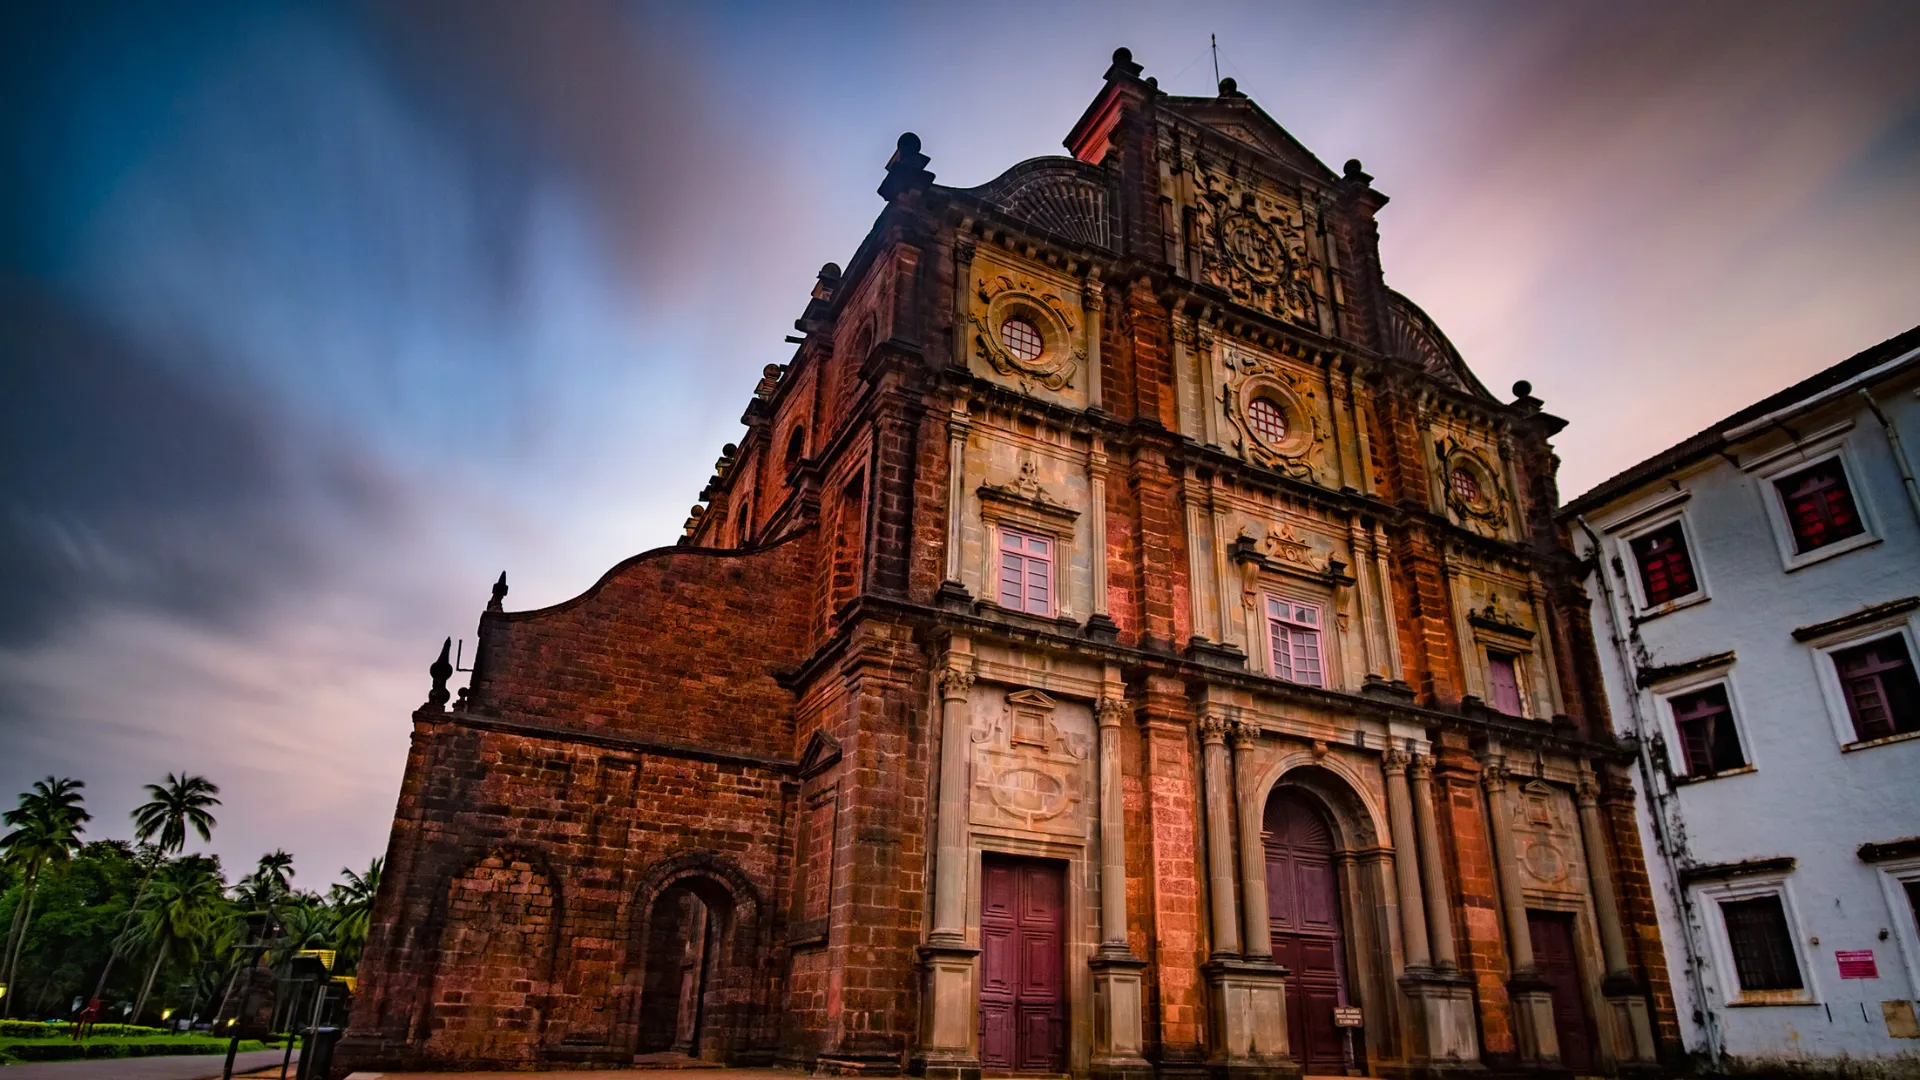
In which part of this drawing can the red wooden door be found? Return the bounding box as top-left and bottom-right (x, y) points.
(979, 857), (1066, 1071)
(1527, 910), (1595, 1072)
(1264, 789), (1349, 1073)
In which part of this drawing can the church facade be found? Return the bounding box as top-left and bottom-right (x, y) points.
(340, 51), (1676, 1078)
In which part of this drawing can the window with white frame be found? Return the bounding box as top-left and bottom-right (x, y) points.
(1265, 596), (1324, 687)
(1871, 855), (1920, 1001)
(1664, 682), (1749, 779)
(1695, 873), (1815, 1005)
(1832, 634), (1920, 742)
(1749, 434), (1879, 570)
(1810, 617), (1920, 748)
(1625, 518), (1702, 610)
(997, 527), (1054, 616)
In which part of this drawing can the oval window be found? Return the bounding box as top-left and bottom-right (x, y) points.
(1451, 466), (1481, 503)
(1246, 396), (1289, 444)
(1000, 316), (1044, 361)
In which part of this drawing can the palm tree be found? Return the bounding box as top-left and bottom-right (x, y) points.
(0, 777), (90, 1016)
(94, 773), (221, 998)
(328, 858), (382, 970)
(125, 858), (223, 1023)
(233, 850), (297, 918)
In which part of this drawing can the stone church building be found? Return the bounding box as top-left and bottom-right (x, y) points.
(341, 51), (1676, 1078)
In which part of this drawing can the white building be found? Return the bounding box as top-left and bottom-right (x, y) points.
(1563, 326), (1920, 1073)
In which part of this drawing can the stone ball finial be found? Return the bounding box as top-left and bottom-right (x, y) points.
(722, 443), (739, 457)
(1344, 158), (1365, 178)
(897, 132), (921, 155)
(1513, 379), (1533, 398)
(1218, 76), (1237, 96)
(818, 261), (841, 281)
(1113, 47), (1133, 66)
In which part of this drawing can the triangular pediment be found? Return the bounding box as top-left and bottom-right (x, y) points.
(1005, 688), (1059, 711)
(1163, 97), (1339, 184)
(796, 729), (842, 780)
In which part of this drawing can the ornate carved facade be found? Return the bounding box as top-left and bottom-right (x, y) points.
(341, 52), (1676, 1079)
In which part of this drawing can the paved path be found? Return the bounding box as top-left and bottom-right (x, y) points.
(345, 1060), (794, 1068)
(2, 1049), (290, 1079)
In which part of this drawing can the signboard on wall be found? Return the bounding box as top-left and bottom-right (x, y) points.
(1836, 950), (1879, 979)
(1333, 1006), (1364, 1028)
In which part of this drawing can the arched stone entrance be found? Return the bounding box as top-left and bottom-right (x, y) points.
(622, 855), (764, 1063)
(1264, 785), (1353, 1073)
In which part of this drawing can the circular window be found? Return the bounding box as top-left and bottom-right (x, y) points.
(1246, 397), (1289, 445)
(1000, 317), (1044, 362)
(1451, 466), (1481, 503)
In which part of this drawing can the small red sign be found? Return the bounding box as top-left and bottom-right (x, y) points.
(1836, 950), (1878, 979)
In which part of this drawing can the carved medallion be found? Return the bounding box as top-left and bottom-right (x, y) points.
(970, 689), (1090, 836)
(968, 274), (1084, 393)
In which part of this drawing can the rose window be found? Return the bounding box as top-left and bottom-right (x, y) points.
(1000, 317), (1043, 362)
(1246, 397), (1289, 444)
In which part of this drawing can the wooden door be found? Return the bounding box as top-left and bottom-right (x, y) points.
(1527, 910), (1595, 1072)
(1264, 789), (1349, 1074)
(979, 856), (1066, 1071)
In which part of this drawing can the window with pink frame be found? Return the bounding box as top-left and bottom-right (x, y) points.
(1265, 596), (1324, 687)
(998, 528), (1054, 616)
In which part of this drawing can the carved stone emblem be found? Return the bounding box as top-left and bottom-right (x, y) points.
(1437, 437), (1505, 525)
(1181, 160), (1317, 325)
(970, 689), (1089, 836)
(968, 274), (1083, 393)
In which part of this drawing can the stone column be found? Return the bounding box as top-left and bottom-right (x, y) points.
(1185, 480), (1214, 646)
(1372, 524), (1403, 680)
(1083, 273), (1104, 411)
(1091, 693), (1149, 1080)
(1233, 722), (1273, 960)
(1381, 747), (1431, 970)
(1171, 312), (1195, 438)
(1197, 323), (1221, 447)
(942, 400), (971, 591)
(1199, 707), (1241, 957)
(1210, 484), (1239, 648)
(1097, 696), (1132, 950)
(1348, 522), (1380, 676)
(931, 663), (975, 943)
(1205, 717), (1290, 1070)
(1088, 443), (1113, 629)
(1578, 769), (1656, 1063)
(1409, 752), (1458, 970)
(915, 650), (980, 1077)
(1481, 755), (1559, 1065)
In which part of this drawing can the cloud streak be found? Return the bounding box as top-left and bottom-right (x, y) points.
(1, 0), (1914, 884)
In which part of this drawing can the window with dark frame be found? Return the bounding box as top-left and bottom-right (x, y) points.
(1832, 635), (1920, 742)
(1451, 466), (1480, 504)
(1487, 653), (1523, 715)
(1774, 457), (1865, 554)
(1265, 597), (1324, 687)
(1668, 684), (1747, 777)
(997, 527), (1053, 616)
(999, 316), (1044, 362)
(1629, 521), (1699, 607)
(1719, 894), (1803, 993)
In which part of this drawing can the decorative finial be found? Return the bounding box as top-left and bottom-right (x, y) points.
(1512, 380), (1533, 399)
(879, 132), (934, 201)
(1112, 47), (1132, 66)
(1218, 76), (1239, 97)
(425, 637), (453, 711)
(488, 572), (508, 612)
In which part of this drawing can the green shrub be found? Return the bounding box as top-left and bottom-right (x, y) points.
(0, 1020), (173, 1038)
(0, 1035), (264, 1063)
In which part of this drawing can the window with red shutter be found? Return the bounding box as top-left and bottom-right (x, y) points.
(1629, 522), (1698, 607)
(1487, 653), (1523, 715)
(997, 528), (1054, 616)
(1774, 458), (1865, 554)
(1719, 895), (1803, 992)
(1668, 684), (1747, 776)
(1832, 635), (1920, 743)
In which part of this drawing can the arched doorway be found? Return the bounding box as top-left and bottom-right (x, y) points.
(1264, 787), (1352, 1073)
(634, 879), (734, 1059)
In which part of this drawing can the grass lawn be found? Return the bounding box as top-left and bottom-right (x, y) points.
(0, 1034), (270, 1065)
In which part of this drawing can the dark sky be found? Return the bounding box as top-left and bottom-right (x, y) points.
(3, 1), (1916, 887)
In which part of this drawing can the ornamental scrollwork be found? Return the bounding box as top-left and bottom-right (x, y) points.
(969, 274), (1083, 393)
(1436, 437), (1506, 525)
(1220, 344), (1323, 480)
